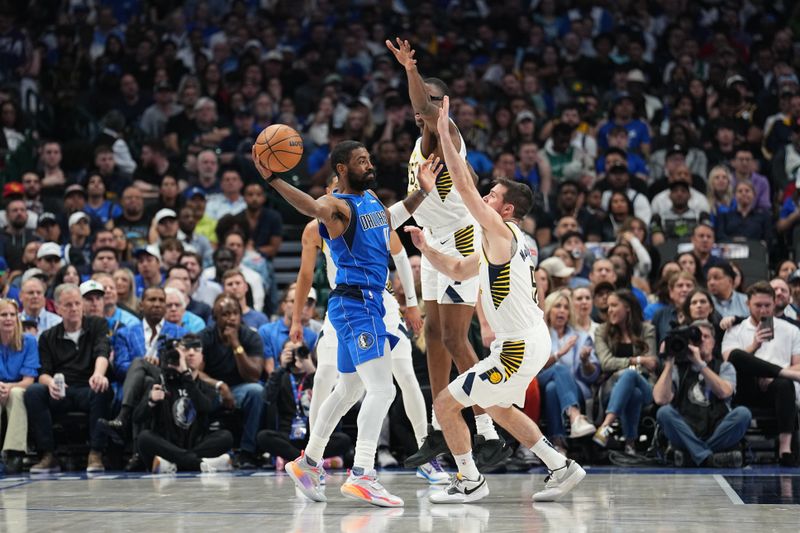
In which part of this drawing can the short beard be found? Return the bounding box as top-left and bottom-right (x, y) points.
(349, 171), (376, 192)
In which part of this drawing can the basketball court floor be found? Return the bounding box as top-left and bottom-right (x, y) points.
(1, 467), (799, 532)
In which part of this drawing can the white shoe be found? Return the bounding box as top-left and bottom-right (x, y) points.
(152, 456), (177, 474)
(200, 453), (233, 473)
(416, 459), (450, 485)
(341, 470), (404, 507)
(569, 416), (597, 439)
(377, 448), (399, 468)
(532, 459), (586, 502)
(429, 473), (489, 504)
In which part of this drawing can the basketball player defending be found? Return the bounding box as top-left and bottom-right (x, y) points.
(406, 97), (586, 503)
(386, 38), (507, 469)
(291, 174), (449, 485)
(252, 141), (441, 507)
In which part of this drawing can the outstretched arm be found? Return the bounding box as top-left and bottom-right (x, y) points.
(386, 154), (441, 229)
(386, 38), (462, 151)
(405, 226), (479, 281)
(252, 145), (342, 227)
(436, 96), (507, 235)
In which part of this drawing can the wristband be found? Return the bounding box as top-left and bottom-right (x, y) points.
(265, 173), (280, 184)
(215, 381), (224, 392)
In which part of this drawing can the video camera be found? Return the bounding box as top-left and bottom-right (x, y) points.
(286, 345), (311, 371)
(662, 325), (702, 363)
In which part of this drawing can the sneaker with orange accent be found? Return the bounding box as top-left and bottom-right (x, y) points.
(340, 469), (404, 508)
(285, 452), (327, 503)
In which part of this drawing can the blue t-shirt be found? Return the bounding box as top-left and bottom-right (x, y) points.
(598, 120), (651, 152)
(0, 334), (39, 381)
(258, 319), (318, 365)
(514, 165), (541, 190)
(84, 201), (122, 227)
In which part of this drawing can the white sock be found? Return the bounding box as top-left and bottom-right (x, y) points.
(531, 437), (567, 471)
(431, 409), (442, 431)
(475, 413), (499, 440)
(453, 451), (480, 480)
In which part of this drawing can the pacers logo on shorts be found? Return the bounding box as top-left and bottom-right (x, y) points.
(357, 332), (375, 350)
(482, 368), (503, 384)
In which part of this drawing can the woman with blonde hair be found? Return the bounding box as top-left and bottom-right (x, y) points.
(539, 290), (599, 452)
(706, 165), (735, 226)
(0, 298), (39, 473)
(571, 286), (599, 340)
(112, 268), (139, 315)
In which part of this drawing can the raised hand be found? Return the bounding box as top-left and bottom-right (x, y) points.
(436, 95), (451, 139)
(251, 144), (274, 182)
(416, 154), (443, 195)
(385, 38), (416, 69)
(404, 226), (428, 252)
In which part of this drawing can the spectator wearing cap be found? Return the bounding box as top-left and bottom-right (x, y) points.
(131, 141), (180, 198)
(38, 141), (67, 198)
(84, 172), (122, 228)
(514, 139), (553, 197)
(730, 147), (771, 211)
(650, 161), (710, 213)
(140, 81), (182, 139)
(114, 186), (149, 250)
(716, 180), (772, 242)
(257, 286), (318, 375)
(597, 93), (652, 157)
(206, 169), (246, 221)
(649, 126), (708, 183)
(24, 283), (113, 474)
(64, 212), (92, 267)
(538, 257), (576, 291)
(626, 68), (663, 123)
(0, 197), (39, 272)
(221, 269), (269, 330)
(149, 208), (179, 244)
(650, 179), (707, 245)
(80, 279), (106, 319)
(35, 212), (60, 244)
(707, 262), (748, 318)
(133, 244), (164, 298)
(19, 277), (61, 339)
(596, 133), (649, 182)
(600, 161), (652, 225)
(35, 242), (63, 286)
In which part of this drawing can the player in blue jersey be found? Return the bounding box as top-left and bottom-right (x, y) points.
(252, 140), (441, 507)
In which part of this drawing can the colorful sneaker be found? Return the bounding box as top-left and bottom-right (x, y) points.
(340, 470), (404, 507)
(429, 473), (489, 504)
(285, 452), (327, 502)
(152, 456), (177, 474)
(532, 459), (586, 502)
(200, 453), (233, 473)
(416, 459), (450, 485)
(569, 416), (597, 439)
(593, 425), (613, 447)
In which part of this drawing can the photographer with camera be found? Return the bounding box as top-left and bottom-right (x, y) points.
(136, 334), (234, 473)
(722, 281), (800, 466)
(257, 339), (351, 470)
(653, 321), (751, 467)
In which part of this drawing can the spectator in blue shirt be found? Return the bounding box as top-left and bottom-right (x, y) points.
(716, 180), (772, 242)
(707, 262), (749, 318)
(597, 94), (652, 157)
(0, 298), (39, 473)
(84, 173), (122, 228)
(222, 269), (268, 330)
(258, 287), (317, 375)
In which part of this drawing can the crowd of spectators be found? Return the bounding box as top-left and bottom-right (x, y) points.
(2, 0), (800, 472)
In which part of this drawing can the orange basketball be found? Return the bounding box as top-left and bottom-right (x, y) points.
(254, 124), (304, 173)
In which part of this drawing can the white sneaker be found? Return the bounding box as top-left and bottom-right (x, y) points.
(341, 470), (404, 507)
(569, 416), (597, 439)
(200, 453), (233, 473)
(416, 458), (450, 485)
(152, 456), (177, 474)
(532, 459), (586, 502)
(429, 473), (489, 504)
(377, 448), (399, 468)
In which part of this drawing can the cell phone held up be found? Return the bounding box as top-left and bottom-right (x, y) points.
(760, 316), (774, 342)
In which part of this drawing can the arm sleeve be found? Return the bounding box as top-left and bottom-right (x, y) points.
(387, 201), (412, 229)
(391, 247), (418, 307)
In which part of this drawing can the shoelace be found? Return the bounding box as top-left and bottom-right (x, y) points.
(543, 462), (569, 485)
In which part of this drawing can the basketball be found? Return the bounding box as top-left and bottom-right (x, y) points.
(254, 124), (304, 173)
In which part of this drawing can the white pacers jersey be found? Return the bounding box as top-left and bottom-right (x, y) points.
(407, 130), (473, 232)
(479, 222), (544, 337)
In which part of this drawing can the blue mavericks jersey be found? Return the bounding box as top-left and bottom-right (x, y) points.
(319, 191), (390, 292)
